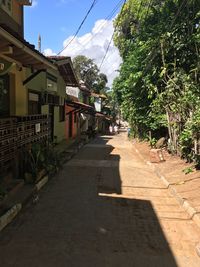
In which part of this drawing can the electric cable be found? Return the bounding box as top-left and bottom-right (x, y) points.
(57, 0), (98, 55)
(69, 0), (125, 52)
(99, 31), (115, 70)
(99, 0), (127, 70)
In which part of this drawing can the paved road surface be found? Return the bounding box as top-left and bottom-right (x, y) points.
(0, 133), (200, 267)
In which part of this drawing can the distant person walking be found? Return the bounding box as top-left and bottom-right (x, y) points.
(109, 125), (113, 135)
(114, 125), (119, 134)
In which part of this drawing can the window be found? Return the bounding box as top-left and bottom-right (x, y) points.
(0, 74), (9, 117)
(46, 73), (57, 92)
(59, 105), (65, 122)
(0, 0), (12, 15)
(28, 92), (41, 115)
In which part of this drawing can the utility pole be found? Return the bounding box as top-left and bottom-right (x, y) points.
(38, 34), (41, 53)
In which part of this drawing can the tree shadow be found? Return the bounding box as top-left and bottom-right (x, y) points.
(0, 135), (178, 267)
(68, 135), (178, 266)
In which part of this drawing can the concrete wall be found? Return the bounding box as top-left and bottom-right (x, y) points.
(26, 69), (66, 97)
(5, 60), (67, 143)
(54, 106), (65, 142)
(25, 70), (46, 93)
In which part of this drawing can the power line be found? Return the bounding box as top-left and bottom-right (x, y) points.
(69, 0), (125, 52)
(105, 0), (125, 21)
(99, 31), (115, 70)
(99, 0), (127, 70)
(57, 0), (98, 55)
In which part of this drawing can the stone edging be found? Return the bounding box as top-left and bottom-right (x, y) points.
(0, 204), (22, 232)
(133, 143), (200, 229)
(0, 141), (86, 233)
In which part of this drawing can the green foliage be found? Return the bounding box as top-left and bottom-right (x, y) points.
(23, 143), (45, 181)
(182, 166), (194, 175)
(73, 55), (108, 93)
(23, 142), (62, 183)
(149, 138), (157, 148)
(113, 0), (200, 163)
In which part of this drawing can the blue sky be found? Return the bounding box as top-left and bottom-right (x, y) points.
(24, 0), (122, 53)
(24, 0), (124, 86)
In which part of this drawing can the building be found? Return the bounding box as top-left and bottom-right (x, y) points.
(66, 80), (95, 141)
(90, 92), (110, 134)
(0, 1), (77, 180)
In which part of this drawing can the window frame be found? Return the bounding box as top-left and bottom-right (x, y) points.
(59, 105), (65, 122)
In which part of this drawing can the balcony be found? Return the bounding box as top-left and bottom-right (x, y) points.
(0, 115), (51, 173)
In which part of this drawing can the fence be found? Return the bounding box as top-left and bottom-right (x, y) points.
(0, 115), (50, 174)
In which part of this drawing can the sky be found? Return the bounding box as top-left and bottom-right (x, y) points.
(24, 0), (123, 87)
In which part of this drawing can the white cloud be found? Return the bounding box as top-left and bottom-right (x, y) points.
(56, 0), (77, 6)
(44, 19), (122, 88)
(31, 0), (38, 8)
(43, 48), (56, 56)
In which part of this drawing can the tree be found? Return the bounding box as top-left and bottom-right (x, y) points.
(73, 55), (108, 93)
(113, 0), (200, 161)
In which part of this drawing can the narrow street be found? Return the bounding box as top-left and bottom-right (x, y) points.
(0, 132), (200, 267)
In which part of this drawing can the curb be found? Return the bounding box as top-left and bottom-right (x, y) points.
(35, 175), (49, 191)
(132, 143), (200, 230)
(0, 204), (22, 232)
(0, 140), (87, 233)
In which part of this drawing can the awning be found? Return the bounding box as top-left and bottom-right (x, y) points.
(95, 112), (105, 117)
(0, 24), (56, 70)
(95, 112), (111, 121)
(66, 100), (95, 115)
(91, 92), (107, 99)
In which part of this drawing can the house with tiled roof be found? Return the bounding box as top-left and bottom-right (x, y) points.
(66, 80), (95, 141)
(0, 1), (78, 181)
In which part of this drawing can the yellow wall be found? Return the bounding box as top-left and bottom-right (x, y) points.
(25, 69), (46, 92)
(25, 68), (66, 97)
(56, 73), (66, 97)
(9, 64), (27, 116)
(54, 106), (65, 142)
(7, 62), (67, 142)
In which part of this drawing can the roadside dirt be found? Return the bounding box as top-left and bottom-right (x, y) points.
(133, 140), (200, 213)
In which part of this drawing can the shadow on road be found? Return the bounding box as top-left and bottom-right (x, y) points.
(0, 135), (179, 267)
(70, 135), (178, 266)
